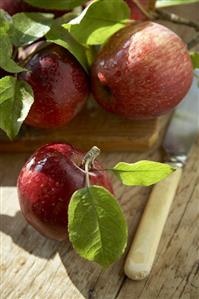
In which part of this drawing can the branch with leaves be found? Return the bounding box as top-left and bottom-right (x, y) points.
(68, 146), (175, 267)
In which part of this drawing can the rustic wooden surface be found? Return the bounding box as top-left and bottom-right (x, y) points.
(0, 137), (199, 299)
(1, 3), (199, 299)
(0, 102), (160, 153)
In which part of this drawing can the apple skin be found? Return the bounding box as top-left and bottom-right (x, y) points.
(19, 44), (89, 128)
(91, 22), (193, 119)
(0, 0), (69, 17)
(125, 0), (150, 20)
(17, 143), (113, 241)
(0, 0), (23, 15)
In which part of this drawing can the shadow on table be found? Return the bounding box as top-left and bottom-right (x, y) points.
(0, 153), (30, 187)
(0, 211), (60, 259)
(1, 211), (115, 298)
(58, 245), (103, 299)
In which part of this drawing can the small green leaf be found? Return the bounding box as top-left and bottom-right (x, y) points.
(0, 76), (15, 104)
(0, 10), (24, 72)
(0, 9), (12, 35)
(156, 0), (199, 7)
(24, 0), (87, 10)
(63, 0), (130, 45)
(11, 12), (54, 47)
(0, 35), (25, 73)
(113, 161), (175, 186)
(0, 76), (34, 139)
(68, 185), (128, 267)
(190, 52), (199, 69)
(46, 13), (88, 71)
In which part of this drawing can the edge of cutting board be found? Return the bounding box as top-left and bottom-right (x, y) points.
(0, 103), (163, 152)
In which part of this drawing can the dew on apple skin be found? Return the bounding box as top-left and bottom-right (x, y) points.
(99, 60), (105, 67)
(17, 143), (113, 240)
(91, 22), (193, 119)
(19, 44), (89, 128)
(25, 157), (35, 170)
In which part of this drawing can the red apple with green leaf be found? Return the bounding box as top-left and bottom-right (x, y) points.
(19, 44), (89, 128)
(91, 22), (193, 119)
(17, 143), (113, 241)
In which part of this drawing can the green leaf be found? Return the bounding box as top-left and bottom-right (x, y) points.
(0, 35), (25, 73)
(63, 0), (130, 45)
(156, 0), (199, 7)
(68, 185), (128, 268)
(0, 76), (34, 139)
(24, 0), (87, 10)
(113, 161), (175, 186)
(0, 76), (15, 104)
(11, 12), (54, 47)
(46, 13), (88, 71)
(190, 52), (199, 69)
(0, 10), (24, 72)
(0, 9), (12, 35)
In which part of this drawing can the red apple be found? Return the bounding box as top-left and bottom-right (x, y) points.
(125, 0), (151, 20)
(19, 44), (89, 128)
(91, 22), (193, 119)
(0, 0), (23, 15)
(17, 143), (113, 240)
(0, 0), (69, 16)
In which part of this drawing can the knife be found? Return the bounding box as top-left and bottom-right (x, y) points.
(124, 69), (199, 280)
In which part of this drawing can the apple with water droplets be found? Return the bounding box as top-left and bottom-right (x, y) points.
(91, 22), (193, 119)
(17, 143), (113, 240)
(19, 44), (89, 128)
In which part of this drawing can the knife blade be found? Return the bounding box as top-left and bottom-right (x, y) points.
(163, 70), (199, 167)
(124, 69), (199, 280)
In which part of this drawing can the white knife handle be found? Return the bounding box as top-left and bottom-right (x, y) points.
(124, 168), (182, 280)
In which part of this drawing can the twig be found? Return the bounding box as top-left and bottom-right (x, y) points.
(155, 9), (199, 31)
(132, 0), (153, 20)
(187, 33), (199, 50)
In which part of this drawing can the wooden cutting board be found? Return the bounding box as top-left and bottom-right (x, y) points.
(0, 102), (162, 152)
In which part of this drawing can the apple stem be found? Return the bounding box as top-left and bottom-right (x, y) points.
(82, 146), (101, 187)
(132, 0), (153, 20)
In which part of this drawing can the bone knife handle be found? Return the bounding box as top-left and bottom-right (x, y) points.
(124, 168), (182, 280)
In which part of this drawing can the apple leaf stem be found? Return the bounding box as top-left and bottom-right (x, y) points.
(84, 159), (90, 187)
(82, 146), (101, 187)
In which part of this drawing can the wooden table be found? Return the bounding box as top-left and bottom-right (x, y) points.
(1, 4), (199, 299)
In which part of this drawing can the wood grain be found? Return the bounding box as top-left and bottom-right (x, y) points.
(0, 102), (160, 153)
(117, 139), (199, 299)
